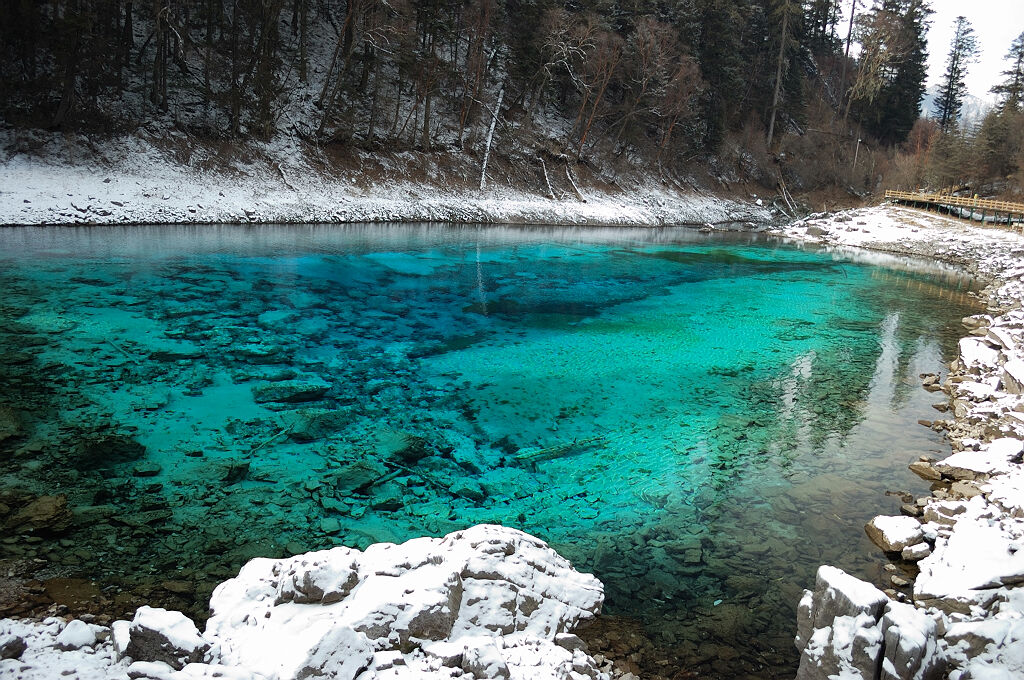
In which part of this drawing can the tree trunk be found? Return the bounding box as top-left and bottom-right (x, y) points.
(479, 87), (503, 190)
(839, 0), (857, 125)
(766, 8), (790, 148)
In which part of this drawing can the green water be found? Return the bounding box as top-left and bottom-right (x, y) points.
(0, 224), (980, 677)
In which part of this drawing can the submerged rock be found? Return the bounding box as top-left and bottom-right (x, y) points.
(284, 408), (353, 442)
(372, 428), (432, 465)
(73, 433), (147, 470)
(252, 378), (331, 404)
(332, 460), (386, 495)
(0, 404), (24, 445)
(3, 494), (72, 534)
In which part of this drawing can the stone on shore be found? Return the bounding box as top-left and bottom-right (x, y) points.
(794, 566), (888, 680)
(957, 337), (999, 373)
(879, 601), (944, 680)
(1001, 358), (1024, 394)
(0, 633), (27, 659)
(122, 606), (212, 670)
(796, 566), (946, 680)
(53, 620), (96, 651)
(933, 438), (1024, 481)
(204, 524), (605, 680)
(865, 515), (924, 553)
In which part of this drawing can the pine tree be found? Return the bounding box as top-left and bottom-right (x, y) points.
(932, 15), (979, 131)
(805, 0), (842, 51)
(991, 31), (1024, 112)
(851, 0), (931, 146)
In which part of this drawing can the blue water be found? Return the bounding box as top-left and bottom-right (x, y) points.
(0, 224), (980, 677)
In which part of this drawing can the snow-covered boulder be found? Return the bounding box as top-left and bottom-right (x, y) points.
(915, 511), (1024, 605)
(879, 602), (944, 680)
(53, 619), (96, 651)
(795, 566), (889, 680)
(123, 607), (213, 670)
(865, 515), (924, 553)
(933, 438), (1024, 481)
(795, 567), (948, 680)
(958, 338), (1000, 373)
(0, 526), (606, 680)
(1001, 359), (1024, 394)
(205, 524), (605, 680)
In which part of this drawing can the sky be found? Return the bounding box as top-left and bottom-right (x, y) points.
(923, 0), (1024, 100)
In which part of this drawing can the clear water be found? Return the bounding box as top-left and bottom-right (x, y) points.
(0, 224), (981, 677)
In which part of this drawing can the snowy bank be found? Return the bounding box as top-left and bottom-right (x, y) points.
(0, 524), (609, 680)
(0, 133), (770, 228)
(782, 206), (1024, 680)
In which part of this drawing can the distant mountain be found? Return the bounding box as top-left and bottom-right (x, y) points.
(921, 86), (997, 129)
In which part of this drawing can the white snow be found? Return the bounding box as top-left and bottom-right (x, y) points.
(130, 607), (209, 657)
(52, 619), (97, 651)
(0, 132), (770, 229)
(935, 438), (1024, 480)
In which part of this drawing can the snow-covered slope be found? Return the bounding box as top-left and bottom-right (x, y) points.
(0, 132), (770, 228)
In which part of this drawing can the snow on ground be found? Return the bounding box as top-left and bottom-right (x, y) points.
(787, 206), (1024, 680)
(0, 133), (769, 228)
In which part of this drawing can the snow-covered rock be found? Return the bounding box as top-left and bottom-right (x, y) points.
(933, 438), (1024, 481)
(795, 566), (889, 679)
(52, 619), (96, 651)
(958, 337), (1001, 373)
(123, 607), (213, 670)
(878, 602), (943, 680)
(206, 524), (604, 680)
(865, 515), (924, 553)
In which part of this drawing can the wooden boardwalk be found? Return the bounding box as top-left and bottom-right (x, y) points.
(884, 189), (1024, 226)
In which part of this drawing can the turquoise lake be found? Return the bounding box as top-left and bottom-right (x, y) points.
(0, 224), (981, 677)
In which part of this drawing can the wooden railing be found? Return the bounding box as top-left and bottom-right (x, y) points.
(884, 189), (1024, 220)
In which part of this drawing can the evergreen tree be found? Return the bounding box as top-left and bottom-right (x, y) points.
(991, 31), (1024, 112)
(805, 0), (841, 52)
(852, 0), (931, 146)
(932, 15), (979, 131)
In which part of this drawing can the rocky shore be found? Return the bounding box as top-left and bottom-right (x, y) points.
(781, 206), (1024, 679)
(0, 524), (615, 680)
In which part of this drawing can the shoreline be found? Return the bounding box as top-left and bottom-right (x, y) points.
(780, 206), (1024, 679)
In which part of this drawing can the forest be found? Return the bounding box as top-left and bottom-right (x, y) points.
(0, 1), (1021, 200)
